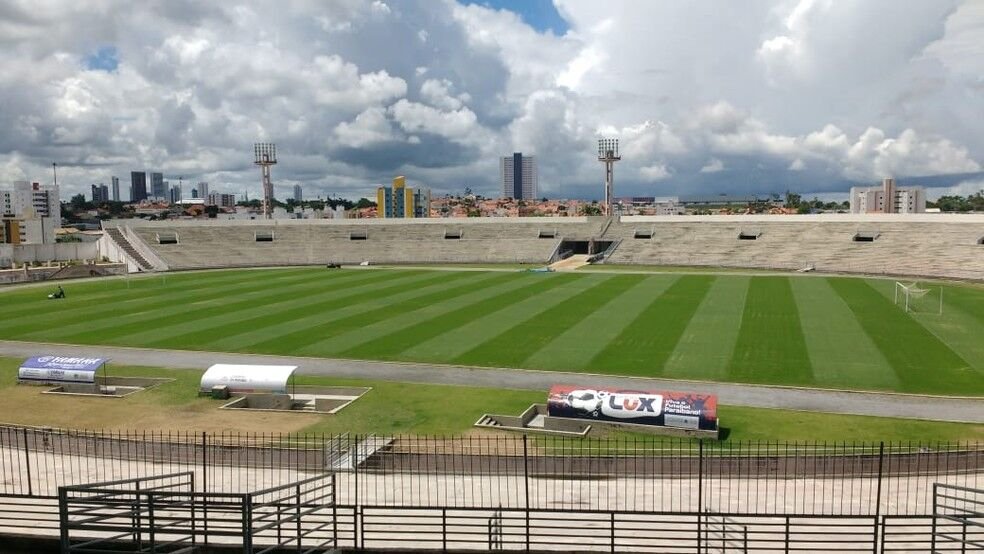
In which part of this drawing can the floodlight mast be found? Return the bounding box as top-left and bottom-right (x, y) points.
(597, 138), (621, 216)
(253, 143), (278, 219)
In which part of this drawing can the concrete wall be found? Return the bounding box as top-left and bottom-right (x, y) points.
(0, 263), (126, 284)
(240, 394), (294, 410)
(0, 243), (101, 268)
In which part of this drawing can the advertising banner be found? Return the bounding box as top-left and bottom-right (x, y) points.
(547, 385), (718, 431)
(18, 356), (107, 384)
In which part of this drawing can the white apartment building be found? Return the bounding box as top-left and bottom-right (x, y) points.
(1, 181), (60, 244)
(850, 178), (926, 214)
(206, 192), (237, 208)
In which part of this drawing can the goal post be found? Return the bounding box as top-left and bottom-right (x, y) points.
(894, 281), (943, 315)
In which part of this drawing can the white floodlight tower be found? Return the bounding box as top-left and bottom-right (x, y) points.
(598, 138), (621, 216)
(253, 143), (278, 219)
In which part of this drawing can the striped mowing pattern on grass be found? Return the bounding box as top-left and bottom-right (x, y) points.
(586, 275), (716, 376)
(728, 276), (814, 386)
(662, 276), (750, 382)
(1, 267), (981, 395)
(522, 274), (677, 371)
(339, 272), (575, 360)
(789, 277), (898, 391)
(827, 278), (977, 395)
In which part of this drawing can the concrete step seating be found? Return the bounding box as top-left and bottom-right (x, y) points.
(603, 221), (984, 280)
(115, 218), (983, 280)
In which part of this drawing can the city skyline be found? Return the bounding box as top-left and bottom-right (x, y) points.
(0, 1), (982, 202)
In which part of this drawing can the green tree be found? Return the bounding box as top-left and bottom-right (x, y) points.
(70, 194), (91, 211)
(354, 198), (376, 209)
(579, 203), (602, 216)
(969, 191), (984, 211)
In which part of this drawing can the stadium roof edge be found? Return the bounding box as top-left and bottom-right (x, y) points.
(102, 213), (984, 228)
(103, 216), (598, 228)
(621, 213), (984, 223)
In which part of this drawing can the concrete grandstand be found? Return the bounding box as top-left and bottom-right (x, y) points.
(100, 214), (984, 281)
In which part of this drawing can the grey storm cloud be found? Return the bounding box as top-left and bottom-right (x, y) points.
(0, 0), (982, 200)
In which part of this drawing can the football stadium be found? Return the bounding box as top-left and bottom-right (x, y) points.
(0, 214), (982, 552)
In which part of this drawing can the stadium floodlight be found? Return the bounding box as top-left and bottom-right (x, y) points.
(894, 281), (942, 315)
(597, 138), (621, 216)
(253, 143), (278, 219)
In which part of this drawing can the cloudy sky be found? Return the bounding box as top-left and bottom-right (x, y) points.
(1, 0), (983, 201)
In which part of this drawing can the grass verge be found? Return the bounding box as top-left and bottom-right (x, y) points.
(0, 358), (980, 442)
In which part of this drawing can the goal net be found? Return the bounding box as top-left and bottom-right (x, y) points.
(894, 282), (943, 314)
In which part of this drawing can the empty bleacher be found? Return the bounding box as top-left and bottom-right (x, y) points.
(111, 218), (607, 270)
(104, 214), (983, 280)
(604, 216), (984, 280)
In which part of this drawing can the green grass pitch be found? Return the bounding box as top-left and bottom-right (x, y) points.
(1, 267), (981, 396)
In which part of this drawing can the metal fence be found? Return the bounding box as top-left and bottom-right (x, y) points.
(59, 471), (336, 554)
(0, 425), (982, 551)
(1, 427), (981, 513)
(932, 483), (984, 552)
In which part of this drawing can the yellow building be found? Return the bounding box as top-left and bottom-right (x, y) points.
(1, 219), (21, 244)
(376, 176), (431, 218)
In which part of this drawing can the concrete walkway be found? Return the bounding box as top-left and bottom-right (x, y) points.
(0, 340), (981, 424)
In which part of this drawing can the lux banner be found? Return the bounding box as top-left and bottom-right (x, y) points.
(547, 385), (718, 431)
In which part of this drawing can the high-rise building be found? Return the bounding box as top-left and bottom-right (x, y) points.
(293, 184), (303, 202)
(130, 172), (147, 202)
(500, 152), (538, 200)
(377, 176), (430, 218)
(150, 172), (166, 199)
(197, 182), (209, 200)
(169, 184), (182, 204)
(850, 178), (926, 214)
(111, 176), (120, 202)
(91, 184), (109, 203)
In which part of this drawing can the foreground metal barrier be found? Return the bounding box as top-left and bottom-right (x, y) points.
(340, 505), (984, 552)
(2, 426), (981, 514)
(58, 472), (336, 554)
(0, 425), (980, 551)
(933, 483), (984, 553)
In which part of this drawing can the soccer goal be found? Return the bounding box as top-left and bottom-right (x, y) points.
(894, 281), (943, 315)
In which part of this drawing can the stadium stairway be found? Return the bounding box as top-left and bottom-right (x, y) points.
(105, 228), (154, 272)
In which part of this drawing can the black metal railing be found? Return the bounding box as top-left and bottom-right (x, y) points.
(58, 471), (336, 554)
(1, 427), (980, 513)
(1, 425), (982, 551)
(932, 483), (984, 553)
(342, 506), (984, 553)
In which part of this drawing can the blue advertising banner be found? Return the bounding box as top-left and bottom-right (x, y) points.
(18, 356), (107, 384)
